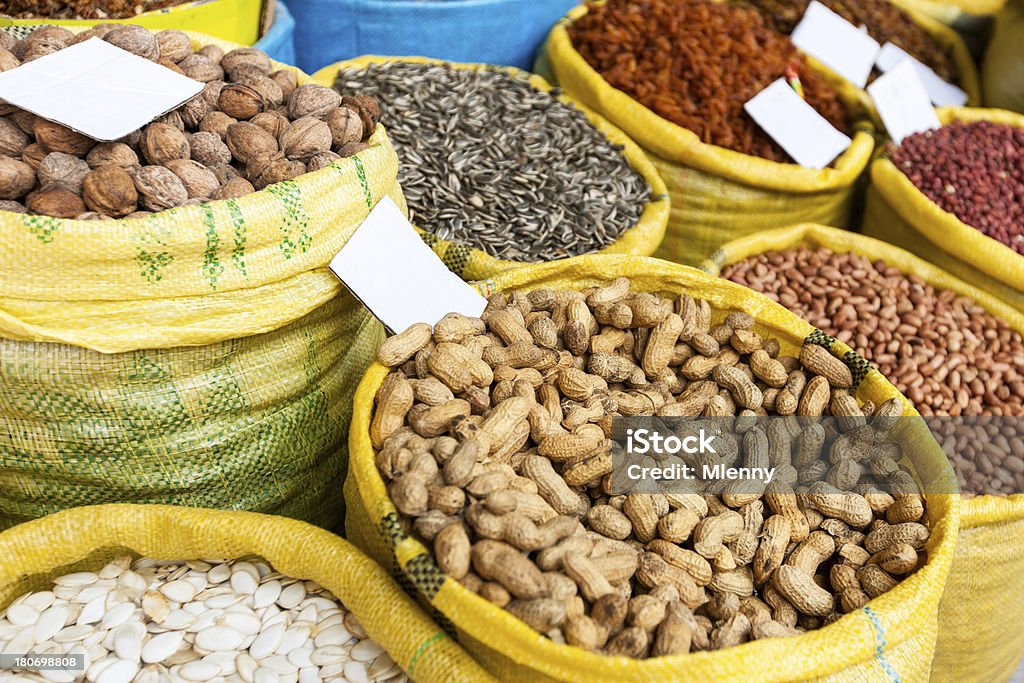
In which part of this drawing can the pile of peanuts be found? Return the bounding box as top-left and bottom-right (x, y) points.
(723, 246), (1024, 495)
(370, 278), (929, 657)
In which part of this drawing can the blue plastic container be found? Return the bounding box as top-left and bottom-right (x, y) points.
(254, 0), (297, 66)
(288, 0), (578, 74)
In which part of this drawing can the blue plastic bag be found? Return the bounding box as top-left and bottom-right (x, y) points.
(255, 0), (297, 66)
(288, 0), (578, 74)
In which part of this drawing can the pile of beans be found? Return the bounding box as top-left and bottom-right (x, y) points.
(0, 0), (184, 19)
(333, 62), (650, 262)
(723, 246), (1024, 494)
(743, 0), (958, 83)
(568, 0), (850, 163)
(0, 556), (405, 683)
(890, 121), (1024, 254)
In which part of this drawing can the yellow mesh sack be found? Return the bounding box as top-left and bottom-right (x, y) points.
(538, 4), (876, 267)
(863, 107), (1024, 310)
(0, 32), (399, 529)
(902, 0), (1007, 20)
(983, 0), (1024, 114)
(700, 223), (1024, 683)
(311, 56), (669, 282)
(346, 253), (960, 683)
(0, 504), (497, 683)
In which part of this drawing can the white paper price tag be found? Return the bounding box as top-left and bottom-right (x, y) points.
(867, 59), (941, 145)
(791, 1), (880, 88)
(329, 196), (488, 334)
(0, 38), (203, 142)
(744, 78), (852, 169)
(876, 42), (968, 107)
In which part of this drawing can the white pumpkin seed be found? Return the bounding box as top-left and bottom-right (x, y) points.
(94, 659), (139, 683)
(180, 659), (221, 681)
(195, 625), (245, 652)
(141, 630), (184, 664)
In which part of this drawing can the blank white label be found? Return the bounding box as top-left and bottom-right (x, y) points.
(0, 38), (203, 141)
(868, 59), (941, 145)
(876, 42), (968, 107)
(329, 196), (488, 334)
(791, 1), (881, 88)
(744, 78), (853, 169)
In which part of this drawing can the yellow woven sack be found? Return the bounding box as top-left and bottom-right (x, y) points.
(539, 4), (875, 267)
(700, 223), (1024, 683)
(983, 0), (1024, 114)
(0, 504), (497, 683)
(902, 0), (1007, 21)
(863, 107), (1024, 310)
(0, 32), (400, 529)
(346, 253), (960, 683)
(312, 56), (669, 282)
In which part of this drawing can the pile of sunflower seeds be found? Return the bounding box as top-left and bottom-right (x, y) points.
(334, 62), (651, 262)
(0, 557), (405, 683)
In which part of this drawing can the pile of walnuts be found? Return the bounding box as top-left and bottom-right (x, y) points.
(0, 25), (379, 219)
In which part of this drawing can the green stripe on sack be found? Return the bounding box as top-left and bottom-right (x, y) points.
(351, 156), (373, 209)
(266, 181), (312, 260)
(23, 215), (61, 244)
(226, 198), (248, 278)
(201, 204), (225, 290)
(407, 632), (445, 678)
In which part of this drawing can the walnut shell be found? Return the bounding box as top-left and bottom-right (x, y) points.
(35, 119), (96, 156)
(342, 95), (380, 138)
(133, 165), (188, 211)
(163, 158), (219, 199)
(75, 211), (114, 221)
(270, 70), (297, 100)
(239, 74), (284, 108)
(221, 48), (272, 80)
(178, 54), (224, 82)
(212, 176), (255, 200)
(155, 111), (185, 132)
(307, 150), (340, 172)
(125, 210), (153, 218)
(0, 155), (35, 199)
(38, 152), (90, 194)
(26, 185), (85, 218)
(10, 39), (26, 61)
(250, 111), (290, 139)
(86, 142), (140, 171)
(179, 95), (210, 130)
(287, 84), (339, 121)
(198, 44), (224, 64)
(199, 111), (236, 140)
(225, 121), (278, 166)
(22, 143), (46, 171)
(8, 110), (36, 136)
(338, 141), (369, 158)
(248, 153), (305, 190)
(0, 199), (26, 213)
(158, 59), (185, 76)
(156, 30), (192, 63)
(82, 165), (138, 217)
(209, 162), (242, 184)
(0, 32), (16, 52)
(26, 26), (73, 46)
(201, 80), (226, 108)
(22, 37), (63, 63)
(326, 107), (363, 151)
(139, 123), (190, 165)
(188, 131), (232, 166)
(280, 116), (331, 161)
(70, 27), (111, 45)
(219, 84), (264, 121)
(0, 50), (20, 72)
(0, 118), (29, 157)
(104, 25), (159, 60)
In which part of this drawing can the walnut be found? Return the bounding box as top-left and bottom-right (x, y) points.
(280, 116), (331, 161)
(22, 38), (63, 63)
(163, 158), (219, 199)
(342, 95), (380, 137)
(25, 26), (73, 46)
(0, 50), (20, 72)
(0, 118), (29, 157)
(38, 152), (90, 194)
(82, 165), (138, 217)
(158, 59), (185, 76)
(212, 176), (255, 200)
(270, 70), (297, 100)
(139, 123), (190, 165)
(326, 107), (363, 151)
(219, 84), (264, 121)
(0, 32), (16, 52)
(239, 74), (284, 108)
(22, 143), (46, 171)
(199, 111), (236, 140)
(70, 27), (110, 45)
(155, 111), (185, 131)
(75, 211), (114, 221)
(338, 142), (370, 158)
(287, 85), (339, 121)
(250, 111), (290, 139)
(10, 39), (25, 61)
(35, 119), (96, 156)
(248, 154), (305, 190)
(198, 44), (224, 64)
(26, 185), (85, 218)
(0, 199), (26, 213)
(0, 156), (35, 199)
(132, 165), (188, 211)
(201, 80), (226, 108)
(225, 121), (278, 166)
(178, 54), (224, 82)
(9, 110), (36, 136)
(86, 142), (140, 171)
(125, 210), (153, 219)
(221, 48), (272, 80)
(307, 150), (340, 172)
(156, 30), (192, 63)
(188, 132), (232, 166)
(104, 25), (159, 60)
(179, 95), (210, 130)
(209, 162), (242, 185)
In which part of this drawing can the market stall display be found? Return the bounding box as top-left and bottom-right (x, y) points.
(704, 223), (1024, 683)
(347, 255), (959, 682)
(321, 57), (667, 280)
